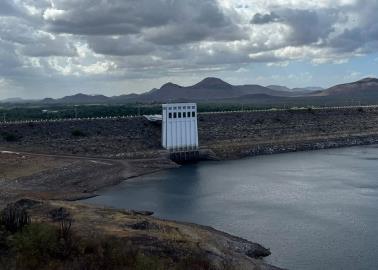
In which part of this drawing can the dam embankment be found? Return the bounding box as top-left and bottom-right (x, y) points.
(1, 107), (378, 159)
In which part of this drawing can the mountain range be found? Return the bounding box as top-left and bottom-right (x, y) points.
(1, 77), (378, 104)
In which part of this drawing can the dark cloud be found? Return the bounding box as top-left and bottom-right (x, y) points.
(20, 39), (77, 57)
(87, 36), (155, 56)
(144, 23), (244, 45)
(282, 8), (338, 45)
(327, 1), (378, 54)
(252, 8), (338, 46)
(0, 16), (77, 57)
(0, 0), (20, 16)
(250, 12), (281, 24)
(0, 41), (20, 68)
(0, 18), (36, 44)
(250, 1), (378, 55)
(0, 0), (378, 99)
(43, 0), (244, 44)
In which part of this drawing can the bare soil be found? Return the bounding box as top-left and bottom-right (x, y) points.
(0, 151), (178, 206)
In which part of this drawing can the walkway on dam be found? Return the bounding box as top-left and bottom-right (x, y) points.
(1, 104), (378, 125)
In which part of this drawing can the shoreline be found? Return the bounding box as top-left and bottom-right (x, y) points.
(207, 132), (378, 160)
(80, 137), (378, 203)
(1, 132), (378, 203)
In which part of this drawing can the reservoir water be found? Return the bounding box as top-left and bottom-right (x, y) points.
(85, 145), (378, 270)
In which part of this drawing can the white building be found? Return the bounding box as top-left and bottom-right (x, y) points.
(162, 103), (199, 151)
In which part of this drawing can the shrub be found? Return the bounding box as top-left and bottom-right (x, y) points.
(71, 129), (86, 137)
(1, 132), (19, 142)
(254, 119), (264, 125)
(307, 107), (315, 114)
(0, 224), (9, 251)
(134, 253), (168, 270)
(176, 256), (215, 270)
(273, 117), (282, 123)
(49, 207), (73, 259)
(0, 207), (223, 270)
(11, 223), (60, 269)
(0, 203), (31, 233)
(1, 222), (223, 270)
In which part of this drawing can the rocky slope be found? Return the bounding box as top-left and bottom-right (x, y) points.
(0, 199), (282, 270)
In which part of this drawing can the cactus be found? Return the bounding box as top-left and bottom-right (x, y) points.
(49, 207), (73, 258)
(0, 203), (31, 233)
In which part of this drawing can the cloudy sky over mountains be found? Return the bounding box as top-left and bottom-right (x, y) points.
(0, 0), (378, 98)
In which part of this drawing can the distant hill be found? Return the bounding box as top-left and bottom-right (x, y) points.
(42, 77), (298, 104)
(294, 87), (324, 91)
(267, 85), (323, 93)
(0, 97), (32, 103)
(42, 93), (111, 104)
(2, 77), (378, 105)
(129, 77), (299, 102)
(267, 85), (291, 92)
(314, 78), (378, 97)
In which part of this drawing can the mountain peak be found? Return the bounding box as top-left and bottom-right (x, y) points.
(160, 82), (182, 89)
(71, 93), (87, 97)
(193, 77), (232, 88)
(267, 85), (291, 92)
(357, 77), (378, 84)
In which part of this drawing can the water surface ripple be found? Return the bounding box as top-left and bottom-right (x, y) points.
(85, 145), (378, 270)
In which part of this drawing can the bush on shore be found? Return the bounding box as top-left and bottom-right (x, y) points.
(71, 129), (86, 137)
(0, 204), (224, 270)
(1, 132), (20, 142)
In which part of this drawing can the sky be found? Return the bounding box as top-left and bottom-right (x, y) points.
(0, 0), (378, 99)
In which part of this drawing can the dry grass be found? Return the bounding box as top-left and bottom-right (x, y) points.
(0, 152), (73, 180)
(0, 198), (276, 269)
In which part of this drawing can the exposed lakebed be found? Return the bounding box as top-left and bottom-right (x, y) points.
(85, 145), (378, 270)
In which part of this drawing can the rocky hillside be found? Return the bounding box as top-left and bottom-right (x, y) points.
(314, 78), (378, 97)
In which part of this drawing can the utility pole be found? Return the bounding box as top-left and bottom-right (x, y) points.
(74, 106), (78, 119)
(2, 112), (5, 122)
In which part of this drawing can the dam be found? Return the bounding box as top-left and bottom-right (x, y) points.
(161, 103), (200, 162)
(1, 107), (378, 160)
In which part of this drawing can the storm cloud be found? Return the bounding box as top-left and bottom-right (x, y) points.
(251, 8), (339, 46)
(0, 0), (377, 98)
(42, 0), (243, 43)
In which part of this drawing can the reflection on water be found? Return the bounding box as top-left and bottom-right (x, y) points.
(85, 145), (378, 270)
